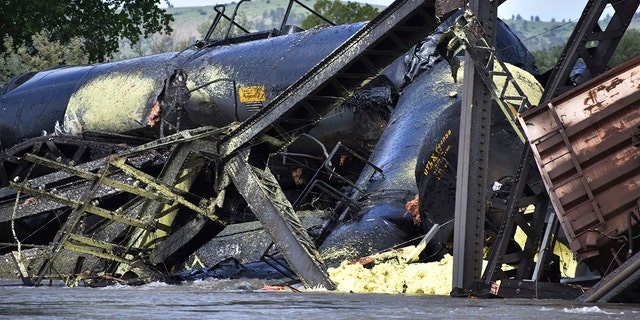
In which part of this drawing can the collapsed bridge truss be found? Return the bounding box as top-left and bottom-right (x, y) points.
(2, 0), (455, 289)
(2, 0), (640, 303)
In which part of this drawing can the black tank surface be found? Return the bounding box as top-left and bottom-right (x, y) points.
(0, 22), (369, 151)
(319, 61), (462, 265)
(412, 95), (529, 253)
(0, 66), (93, 148)
(318, 17), (542, 265)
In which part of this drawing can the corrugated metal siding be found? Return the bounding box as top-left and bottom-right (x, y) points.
(519, 56), (640, 270)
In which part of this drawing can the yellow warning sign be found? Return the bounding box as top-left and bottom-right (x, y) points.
(239, 85), (265, 103)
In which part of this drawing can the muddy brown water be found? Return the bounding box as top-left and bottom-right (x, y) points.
(1, 279), (639, 319)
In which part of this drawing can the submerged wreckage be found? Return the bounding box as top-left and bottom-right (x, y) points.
(1, 0), (640, 303)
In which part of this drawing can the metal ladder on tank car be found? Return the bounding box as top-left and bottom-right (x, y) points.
(440, 0), (640, 298)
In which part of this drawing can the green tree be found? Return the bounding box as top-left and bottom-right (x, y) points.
(532, 29), (640, 74)
(531, 44), (564, 73)
(196, 12), (252, 40)
(0, 0), (174, 63)
(610, 29), (640, 67)
(301, 0), (379, 30)
(0, 32), (89, 84)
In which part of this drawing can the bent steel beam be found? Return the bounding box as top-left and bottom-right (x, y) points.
(217, 0), (454, 158)
(226, 150), (336, 289)
(213, 0), (457, 289)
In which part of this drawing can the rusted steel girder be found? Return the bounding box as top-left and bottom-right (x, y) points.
(452, 0), (497, 291)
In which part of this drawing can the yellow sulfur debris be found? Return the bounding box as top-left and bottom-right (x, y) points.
(328, 246), (454, 295)
(514, 207), (578, 278)
(328, 230), (577, 295)
(327, 66), (568, 295)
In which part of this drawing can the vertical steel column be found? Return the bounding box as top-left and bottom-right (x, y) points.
(452, 0), (497, 289)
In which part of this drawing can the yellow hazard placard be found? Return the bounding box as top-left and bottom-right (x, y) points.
(239, 85), (265, 103)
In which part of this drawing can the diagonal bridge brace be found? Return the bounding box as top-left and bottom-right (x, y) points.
(12, 0), (462, 288)
(210, 0), (458, 289)
(224, 150), (336, 289)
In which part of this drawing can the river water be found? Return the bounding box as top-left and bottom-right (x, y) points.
(1, 278), (639, 319)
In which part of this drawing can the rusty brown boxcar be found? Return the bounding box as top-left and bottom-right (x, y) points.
(519, 56), (640, 273)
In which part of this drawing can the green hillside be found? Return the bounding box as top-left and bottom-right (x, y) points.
(163, 3), (629, 52)
(501, 19), (575, 53)
(117, 1), (640, 69)
(166, 0), (323, 41)
(164, 1), (575, 50)
(117, 0), (383, 58)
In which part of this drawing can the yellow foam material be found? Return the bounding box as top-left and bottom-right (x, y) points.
(328, 247), (454, 295)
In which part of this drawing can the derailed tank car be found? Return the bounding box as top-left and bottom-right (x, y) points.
(0, 20), (397, 250)
(0, 21), (388, 157)
(317, 14), (543, 265)
(0, 0), (546, 287)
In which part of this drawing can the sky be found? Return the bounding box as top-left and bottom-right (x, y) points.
(162, 0), (615, 22)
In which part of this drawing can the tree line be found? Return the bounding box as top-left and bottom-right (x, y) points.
(0, 0), (379, 84)
(531, 29), (640, 73)
(1, 0), (639, 85)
